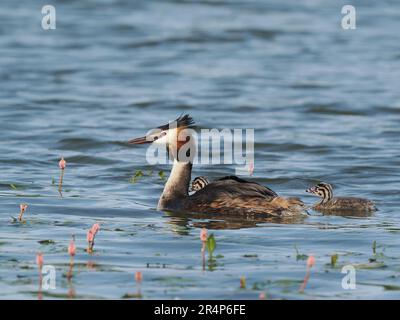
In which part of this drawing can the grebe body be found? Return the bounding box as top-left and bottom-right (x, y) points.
(306, 182), (377, 213)
(129, 115), (307, 217)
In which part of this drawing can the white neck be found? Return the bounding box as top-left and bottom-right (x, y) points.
(158, 159), (192, 210)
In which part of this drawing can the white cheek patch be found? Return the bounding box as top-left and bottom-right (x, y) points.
(153, 134), (168, 145)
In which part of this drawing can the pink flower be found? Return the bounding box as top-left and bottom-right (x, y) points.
(68, 238), (76, 257)
(87, 230), (94, 243)
(240, 276), (246, 289)
(259, 292), (266, 300)
(91, 223), (100, 236)
(248, 162), (254, 176)
(307, 255), (315, 269)
(18, 203), (29, 221)
(36, 252), (43, 268)
(135, 271), (143, 283)
(200, 228), (208, 242)
(59, 157), (66, 170)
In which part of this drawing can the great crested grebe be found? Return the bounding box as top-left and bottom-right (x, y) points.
(306, 182), (377, 212)
(190, 176), (210, 192)
(128, 115), (307, 217)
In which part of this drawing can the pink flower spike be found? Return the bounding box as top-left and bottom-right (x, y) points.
(59, 157), (66, 170)
(135, 271), (143, 283)
(200, 228), (208, 242)
(36, 252), (43, 269)
(248, 162), (254, 176)
(307, 255), (315, 269)
(20, 204), (28, 213)
(87, 229), (94, 243)
(68, 238), (76, 257)
(91, 223), (100, 236)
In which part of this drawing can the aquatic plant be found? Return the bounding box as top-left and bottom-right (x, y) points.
(200, 228), (208, 270)
(10, 184), (18, 190)
(36, 252), (43, 270)
(18, 203), (28, 222)
(331, 254), (338, 267)
(135, 271), (143, 283)
(299, 255), (315, 293)
(158, 170), (165, 180)
(294, 244), (308, 261)
(248, 162), (254, 176)
(68, 235), (76, 257)
(67, 235), (76, 280)
(129, 170), (144, 183)
(87, 223), (100, 253)
(36, 252), (43, 300)
(240, 276), (246, 289)
(206, 234), (216, 257)
(58, 157), (66, 195)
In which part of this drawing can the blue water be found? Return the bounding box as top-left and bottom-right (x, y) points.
(1, 0), (400, 299)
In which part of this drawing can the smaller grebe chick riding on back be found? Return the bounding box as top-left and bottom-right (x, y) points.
(190, 176), (210, 192)
(306, 182), (377, 213)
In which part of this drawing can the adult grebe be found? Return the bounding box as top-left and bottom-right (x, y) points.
(306, 182), (377, 213)
(129, 115), (307, 217)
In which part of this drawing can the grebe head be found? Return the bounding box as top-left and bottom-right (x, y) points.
(190, 176), (210, 192)
(128, 114), (195, 162)
(306, 182), (333, 203)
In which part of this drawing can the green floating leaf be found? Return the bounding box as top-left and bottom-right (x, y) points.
(10, 184), (18, 190)
(38, 240), (55, 245)
(383, 284), (400, 291)
(122, 293), (142, 299)
(294, 245), (308, 261)
(243, 254), (258, 258)
(129, 170), (144, 183)
(331, 254), (339, 267)
(158, 170), (165, 180)
(206, 234), (216, 256)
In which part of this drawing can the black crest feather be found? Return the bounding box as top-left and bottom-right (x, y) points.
(158, 114), (195, 130)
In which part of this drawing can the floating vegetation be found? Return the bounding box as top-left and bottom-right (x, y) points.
(206, 234), (216, 257)
(38, 239), (55, 245)
(243, 254), (258, 258)
(129, 170), (144, 183)
(240, 276), (246, 289)
(129, 169), (165, 183)
(121, 292), (142, 299)
(330, 254), (338, 267)
(158, 170), (165, 180)
(10, 184), (18, 190)
(294, 245), (308, 261)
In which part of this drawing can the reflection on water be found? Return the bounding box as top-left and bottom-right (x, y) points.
(163, 211), (308, 232)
